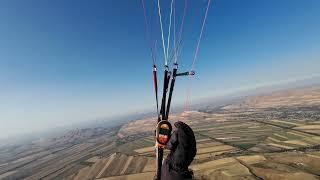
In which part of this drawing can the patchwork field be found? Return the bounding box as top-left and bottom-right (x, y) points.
(0, 128), (119, 180)
(1, 87), (320, 179)
(69, 153), (154, 179)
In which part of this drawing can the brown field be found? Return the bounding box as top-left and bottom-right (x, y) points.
(197, 145), (235, 154)
(1, 87), (320, 179)
(134, 146), (154, 154)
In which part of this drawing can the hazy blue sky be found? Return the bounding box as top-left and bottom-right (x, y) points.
(0, 0), (319, 139)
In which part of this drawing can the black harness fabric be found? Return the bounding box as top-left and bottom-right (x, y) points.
(161, 121), (197, 180)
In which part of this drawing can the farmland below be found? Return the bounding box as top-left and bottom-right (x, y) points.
(1, 86), (320, 180)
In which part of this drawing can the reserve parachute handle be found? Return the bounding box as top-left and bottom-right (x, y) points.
(156, 120), (172, 147)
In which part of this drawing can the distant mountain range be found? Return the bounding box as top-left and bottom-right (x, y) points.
(1, 75), (319, 149)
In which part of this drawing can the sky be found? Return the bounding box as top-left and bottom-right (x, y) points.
(0, 0), (319, 139)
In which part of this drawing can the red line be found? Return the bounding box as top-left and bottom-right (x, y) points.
(177, 0), (188, 47)
(141, 0), (156, 64)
